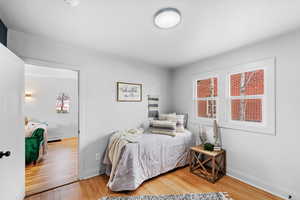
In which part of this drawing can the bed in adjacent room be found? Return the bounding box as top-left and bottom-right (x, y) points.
(103, 125), (195, 191)
(25, 118), (48, 164)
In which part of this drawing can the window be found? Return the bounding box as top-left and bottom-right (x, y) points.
(193, 58), (275, 135)
(230, 69), (264, 123)
(196, 77), (218, 119)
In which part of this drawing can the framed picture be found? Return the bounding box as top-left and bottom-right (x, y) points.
(117, 82), (142, 102)
(56, 93), (70, 113)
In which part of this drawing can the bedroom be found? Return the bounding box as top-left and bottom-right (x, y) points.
(0, 1), (299, 200)
(24, 64), (79, 195)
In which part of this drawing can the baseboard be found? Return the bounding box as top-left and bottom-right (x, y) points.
(227, 168), (295, 200)
(80, 168), (100, 180)
(80, 166), (297, 199)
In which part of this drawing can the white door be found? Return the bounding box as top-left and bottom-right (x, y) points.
(0, 44), (25, 200)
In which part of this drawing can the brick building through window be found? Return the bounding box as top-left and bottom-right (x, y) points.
(230, 69), (264, 122)
(194, 58), (274, 134)
(196, 77), (218, 118)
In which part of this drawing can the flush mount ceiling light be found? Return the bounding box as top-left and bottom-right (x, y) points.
(154, 8), (181, 29)
(64, 0), (80, 7)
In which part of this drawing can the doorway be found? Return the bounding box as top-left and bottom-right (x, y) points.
(24, 64), (79, 196)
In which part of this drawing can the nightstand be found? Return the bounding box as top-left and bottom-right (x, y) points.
(189, 145), (226, 183)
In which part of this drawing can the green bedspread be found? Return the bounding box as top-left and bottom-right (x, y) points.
(25, 128), (44, 164)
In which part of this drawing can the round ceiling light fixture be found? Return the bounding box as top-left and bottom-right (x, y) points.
(154, 8), (181, 29)
(64, 0), (80, 7)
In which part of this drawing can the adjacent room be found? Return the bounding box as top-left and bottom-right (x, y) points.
(0, 1), (299, 200)
(24, 64), (79, 196)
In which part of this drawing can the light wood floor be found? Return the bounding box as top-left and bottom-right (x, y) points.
(25, 167), (283, 200)
(25, 137), (78, 196)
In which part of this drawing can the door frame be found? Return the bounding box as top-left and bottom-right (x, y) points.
(22, 57), (86, 187)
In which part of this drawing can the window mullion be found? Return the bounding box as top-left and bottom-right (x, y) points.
(196, 77), (218, 119)
(230, 95), (263, 99)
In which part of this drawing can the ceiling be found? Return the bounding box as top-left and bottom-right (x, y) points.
(1, 0), (300, 67)
(25, 64), (77, 79)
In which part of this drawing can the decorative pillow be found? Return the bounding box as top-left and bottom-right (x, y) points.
(150, 120), (176, 130)
(140, 121), (150, 131)
(150, 128), (176, 137)
(164, 114), (185, 133)
(176, 113), (188, 128)
(158, 113), (176, 121)
(164, 114), (177, 122)
(176, 115), (185, 133)
(150, 120), (177, 136)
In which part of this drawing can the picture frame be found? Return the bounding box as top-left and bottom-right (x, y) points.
(117, 82), (142, 102)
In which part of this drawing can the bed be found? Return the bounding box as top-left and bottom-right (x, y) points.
(25, 120), (48, 163)
(103, 129), (195, 191)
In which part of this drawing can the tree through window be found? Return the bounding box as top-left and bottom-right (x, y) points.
(230, 69), (264, 122)
(56, 93), (70, 113)
(196, 77), (218, 118)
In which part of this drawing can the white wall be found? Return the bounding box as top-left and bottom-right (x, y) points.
(171, 30), (300, 199)
(9, 27), (298, 199)
(8, 30), (172, 179)
(25, 65), (78, 140)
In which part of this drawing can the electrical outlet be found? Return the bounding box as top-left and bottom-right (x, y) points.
(95, 153), (101, 161)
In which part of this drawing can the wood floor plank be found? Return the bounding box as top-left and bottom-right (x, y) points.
(25, 138), (283, 200)
(26, 167), (283, 200)
(25, 137), (78, 196)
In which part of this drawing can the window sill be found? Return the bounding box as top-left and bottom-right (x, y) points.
(190, 120), (276, 136)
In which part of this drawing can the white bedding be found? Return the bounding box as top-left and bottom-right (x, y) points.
(103, 129), (195, 191)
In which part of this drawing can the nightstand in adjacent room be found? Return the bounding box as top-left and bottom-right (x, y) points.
(189, 145), (226, 183)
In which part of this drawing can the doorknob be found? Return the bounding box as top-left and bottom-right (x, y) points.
(0, 151), (11, 159)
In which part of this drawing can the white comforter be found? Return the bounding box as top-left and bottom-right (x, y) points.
(103, 129), (195, 191)
(106, 128), (143, 185)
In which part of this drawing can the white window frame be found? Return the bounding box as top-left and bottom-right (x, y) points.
(193, 73), (219, 125)
(227, 67), (266, 126)
(192, 58), (276, 135)
(222, 58), (276, 135)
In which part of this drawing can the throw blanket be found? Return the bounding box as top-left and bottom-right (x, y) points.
(103, 129), (194, 191)
(25, 122), (48, 158)
(106, 128), (143, 186)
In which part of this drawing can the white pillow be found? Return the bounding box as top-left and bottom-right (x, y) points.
(159, 113), (176, 121)
(150, 120), (177, 136)
(176, 115), (185, 133)
(150, 128), (176, 137)
(25, 126), (33, 138)
(165, 114), (185, 133)
(150, 120), (176, 130)
(158, 113), (185, 133)
(140, 121), (150, 130)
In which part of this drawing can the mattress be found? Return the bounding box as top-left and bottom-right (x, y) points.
(103, 129), (195, 191)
